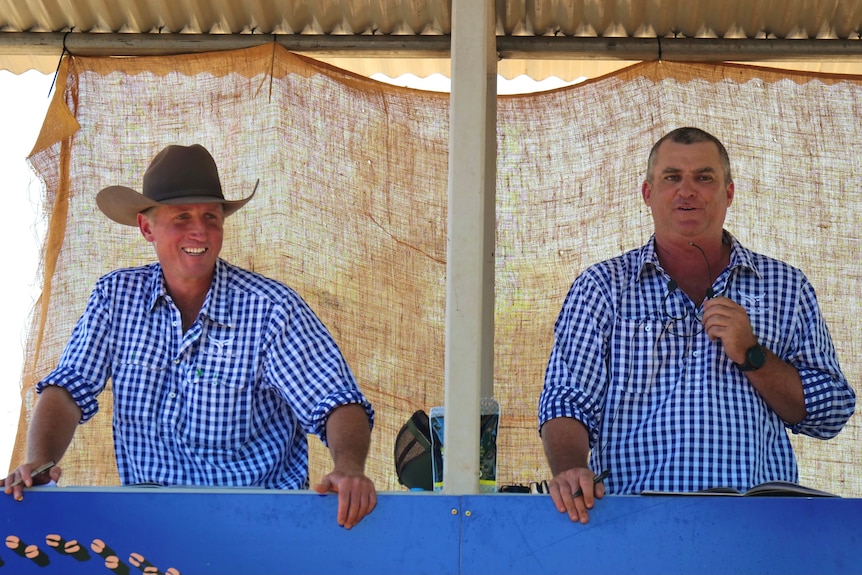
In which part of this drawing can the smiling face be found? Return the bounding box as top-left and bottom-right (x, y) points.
(138, 203), (224, 292)
(641, 139), (734, 245)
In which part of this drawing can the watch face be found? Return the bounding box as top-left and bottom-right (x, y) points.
(747, 345), (766, 369)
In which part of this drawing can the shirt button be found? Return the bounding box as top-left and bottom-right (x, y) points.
(173, 358), (181, 364)
(172, 321), (178, 327)
(644, 325), (651, 332)
(168, 392), (176, 399)
(693, 351), (700, 357)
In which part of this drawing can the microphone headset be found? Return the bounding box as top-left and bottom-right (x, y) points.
(665, 244), (716, 299)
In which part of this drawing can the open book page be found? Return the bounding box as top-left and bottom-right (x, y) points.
(641, 481), (838, 498)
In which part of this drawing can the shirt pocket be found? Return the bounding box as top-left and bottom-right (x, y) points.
(112, 342), (170, 426)
(176, 347), (256, 450)
(613, 316), (688, 394)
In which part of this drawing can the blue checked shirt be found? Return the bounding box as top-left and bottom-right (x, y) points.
(38, 259), (373, 489)
(539, 232), (856, 494)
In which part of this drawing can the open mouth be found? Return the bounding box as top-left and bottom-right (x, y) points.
(183, 247), (208, 255)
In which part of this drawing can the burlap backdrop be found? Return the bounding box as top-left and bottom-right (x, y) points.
(11, 45), (861, 495)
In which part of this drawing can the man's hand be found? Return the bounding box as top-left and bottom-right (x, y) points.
(8, 385), (80, 501)
(4, 461), (61, 501)
(540, 417), (602, 523)
(313, 469), (377, 529)
(547, 467), (605, 524)
(702, 296), (757, 364)
(318, 404), (376, 529)
(703, 296), (807, 423)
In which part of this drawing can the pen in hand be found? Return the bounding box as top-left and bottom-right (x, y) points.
(572, 469), (610, 498)
(11, 461), (56, 487)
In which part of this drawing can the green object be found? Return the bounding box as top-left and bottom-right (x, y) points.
(394, 410), (434, 491)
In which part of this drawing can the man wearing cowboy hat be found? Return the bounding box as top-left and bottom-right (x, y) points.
(5, 144), (377, 529)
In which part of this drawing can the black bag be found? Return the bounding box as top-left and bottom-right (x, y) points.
(394, 410), (433, 491)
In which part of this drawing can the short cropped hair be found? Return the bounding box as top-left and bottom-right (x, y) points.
(646, 127), (733, 185)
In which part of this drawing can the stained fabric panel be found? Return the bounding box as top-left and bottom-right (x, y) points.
(13, 45), (861, 495)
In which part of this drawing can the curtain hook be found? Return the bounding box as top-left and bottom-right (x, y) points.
(48, 30), (73, 98)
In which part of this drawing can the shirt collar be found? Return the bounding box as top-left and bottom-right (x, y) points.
(205, 259), (233, 326)
(724, 232), (761, 278)
(145, 259), (233, 326)
(146, 263), (168, 312)
(635, 230), (761, 283)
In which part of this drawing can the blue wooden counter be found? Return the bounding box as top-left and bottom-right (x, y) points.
(2, 487), (861, 574)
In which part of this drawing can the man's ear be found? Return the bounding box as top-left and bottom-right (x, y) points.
(641, 180), (652, 206)
(138, 212), (155, 242)
(725, 181), (735, 207)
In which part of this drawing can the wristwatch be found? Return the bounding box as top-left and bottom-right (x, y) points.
(735, 344), (767, 372)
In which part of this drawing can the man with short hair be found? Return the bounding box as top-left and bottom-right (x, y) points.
(539, 127), (856, 523)
(5, 144), (376, 529)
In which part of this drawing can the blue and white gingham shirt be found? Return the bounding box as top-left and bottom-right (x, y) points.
(38, 259), (373, 489)
(539, 232), (856, 494)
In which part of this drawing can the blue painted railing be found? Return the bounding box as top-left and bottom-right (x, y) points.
(2, 488), (861, 574)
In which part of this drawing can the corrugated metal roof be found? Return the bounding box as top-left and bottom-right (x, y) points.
(4, 0), (862, 38)
(2, 1), (862, 78)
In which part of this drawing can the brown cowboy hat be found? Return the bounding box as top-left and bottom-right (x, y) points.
(96, 144), (256, 226)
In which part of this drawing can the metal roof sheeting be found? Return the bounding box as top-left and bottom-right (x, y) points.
(3, 1), (862, 38)
(2, 1), (862, 77)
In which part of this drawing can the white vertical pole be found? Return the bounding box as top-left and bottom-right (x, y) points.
(443, 0), (497, 494)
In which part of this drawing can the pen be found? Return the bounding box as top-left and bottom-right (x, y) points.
(572, 469), (610, 498)
(11, 461), (55, 487)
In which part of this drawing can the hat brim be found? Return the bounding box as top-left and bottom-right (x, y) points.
(96, 184), (256, 226)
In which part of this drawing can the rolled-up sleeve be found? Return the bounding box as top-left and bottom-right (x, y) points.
(785, 280), (855, 438)
(36, 285), (114, 423)
(267, 292), (374, 445)
(539, 274), (611, 448)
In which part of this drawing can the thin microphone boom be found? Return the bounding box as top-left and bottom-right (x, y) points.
(688, 242), (715, 299)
